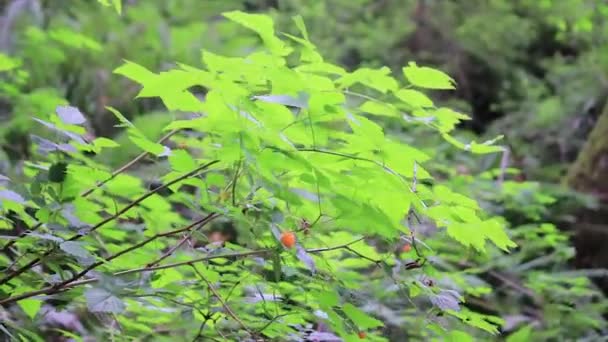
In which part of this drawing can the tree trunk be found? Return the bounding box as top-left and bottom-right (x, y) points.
(565, 94), (608, 291)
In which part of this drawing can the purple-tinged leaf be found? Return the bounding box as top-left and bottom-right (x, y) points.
(0, 174), (9, 182)
(56, 106), (86, 125)
(253, 93), (309, 108)
(307, 332), (342, 341)
(296, 245), (316, 274)
(31, 135), (76, 154)
(0, 189), (25, 204)
(28, 232), (64, 243)
(32, 118), (86, 144)
(271, 224), (282, 242)
(158, 145), (172, 157)
(429, 290), (461, 311)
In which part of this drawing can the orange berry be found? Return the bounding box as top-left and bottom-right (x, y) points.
(280, 231), (296, 248)
(358, 331), (366, 339)
(401, 244), (412, 253)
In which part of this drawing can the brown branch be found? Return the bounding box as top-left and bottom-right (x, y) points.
(81, 129), (179, 197)
(190, 264), (253, 335)
(51, 213), (219, 290)
(0, 238), (367, 306)
(0, 160), (220, 286)
(1, 130), (179, 254)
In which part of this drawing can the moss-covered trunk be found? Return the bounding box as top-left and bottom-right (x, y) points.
(564, 95), (608, 291)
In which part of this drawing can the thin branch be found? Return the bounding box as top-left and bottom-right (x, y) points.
(190, 264), (253, 335)
(82, 129), (180, 198)
(51, 213), (219, 290)
(0, 238), (367, 306)
(1, 130), (179, 254)
(0, 160), (220, 286)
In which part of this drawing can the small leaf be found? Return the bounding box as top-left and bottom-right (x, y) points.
(395, 89), (434, 108)
(0, 189), (25, 204)
(18, 299), (42, 320)
(56, 106), (86, 125)
(403, 62), (455, 89)
(85, 288), (125, 313)
(0, 174), (10, 182)
(49, 162), (68, 183)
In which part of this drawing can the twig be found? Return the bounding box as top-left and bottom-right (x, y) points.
(51, 213), (218, 290)
(1, 130), (179, 254)
(0, 238), (367, 306)
(0, 160), (220, 286)
(190, 264), (253, 335)
(82, 129), (180, 198)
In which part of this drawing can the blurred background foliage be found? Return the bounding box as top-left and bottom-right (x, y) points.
(1, 0), (607, 340)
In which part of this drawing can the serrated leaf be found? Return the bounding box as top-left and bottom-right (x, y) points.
(85, 288), (125, 313)
(403, 62), (455, 89)
(56, 106), (86, 125)
(223, 11), (291, 56)
(113, 61), (156, 85)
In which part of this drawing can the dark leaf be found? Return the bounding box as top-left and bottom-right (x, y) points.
(48, 162), (68, 183)
(56, 106), (86, 125)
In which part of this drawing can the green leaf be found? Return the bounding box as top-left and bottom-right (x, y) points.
(223, 11), (291, 56)
(18, 298), (42, 320)
(113, 61), (157, 85)
(403, 62), (455, 89)
(342, 303), (383, 329)
(395, 89), (434, 108)
(0, 53), (21, 71)
(506, 325), (533, 342)
(168, 149), (197, 172)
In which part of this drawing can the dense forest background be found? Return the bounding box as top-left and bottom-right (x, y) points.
(0, 1), (607, 341)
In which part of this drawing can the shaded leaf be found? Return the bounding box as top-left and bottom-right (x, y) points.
(85, 288), (125, 313)
(60, 241), (92, 259)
